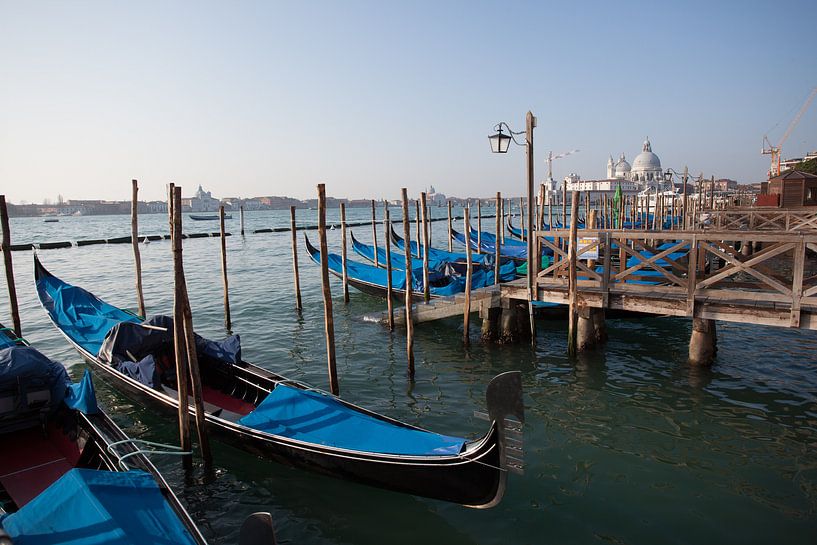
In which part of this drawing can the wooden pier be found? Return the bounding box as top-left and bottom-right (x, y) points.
(362, 284), (501, 325)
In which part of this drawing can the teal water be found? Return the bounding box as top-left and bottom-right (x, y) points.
(2, 209), (816, 545)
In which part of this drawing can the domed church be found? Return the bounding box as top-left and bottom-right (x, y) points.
(606, 138), (664, 189)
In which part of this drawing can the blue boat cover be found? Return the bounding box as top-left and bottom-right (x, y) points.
(36, 273), (141, 356)
(393, 236), (493, 266)
(453, 229), (528, 259)
(0, 333), (18, 348)
(1, 468), (196, 545)
(239, 385), (465, 456)
(64, 370), (99, 414)
(0, 345), (71, 410)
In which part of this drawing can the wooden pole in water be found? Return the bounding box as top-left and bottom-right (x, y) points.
(289, 206), (302, 311)
(401, 188), (415, 378)
(567, 190), (579, 357)
(239, 205), (245, 236)
(340, 202), (349, 304)
(477, 199), (482, 253)
(131, 180), (146, 319)
(447, 200), (453, 252)
(562, 183), (568, 228)
(174, 190), (212, 468)
(0, 195), (21, 339)
(420, 192), (430, 302)
(463, 206), (473, 345)
(494, 192), (501, 285)
(169, 185), (192, 469)
(519, 196), (525, 242)
(414, 200), (421, 257)
(219, 205), (232, 331)
(384, 205), (394, 330)
(370, 199), (378, 267)
(317, 184), (339, 395)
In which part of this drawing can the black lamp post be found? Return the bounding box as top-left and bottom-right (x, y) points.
(489, 112), (537, 345)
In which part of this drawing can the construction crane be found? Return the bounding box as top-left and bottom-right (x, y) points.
(545, 149), (580, 180)
(762, 86), (817, 179)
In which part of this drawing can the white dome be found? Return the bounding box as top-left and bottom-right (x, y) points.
(614, 154), (631, 176)
(632, 151), (661, 171)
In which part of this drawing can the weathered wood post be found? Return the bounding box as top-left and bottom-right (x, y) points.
(0, 195), (21, 338)
(567, 191), (579, 357)
(169, 185), (192, 469)
(463, 206), (473, 345)
(414, 200), (421, 257)
(131, 180), (146, 319)
(340, 202), (349, 303)
(240, 205), (245, 236)
(289, 206), (302, 311)
(494, 192), (501, 285)
(477, 199), (482, 253)
(370, 199), (379, 267)
(219, 205), (232, 331)
(401, 188), (415, 377)
(317, 184), (339, 395)
(689, 318), (717, 366)
(519, 196), (525, 242)
(562, 183), (568, 229)
(447, 200), (453, 252)
(384, 205), (394, 330)
(420, 192), (430, 302)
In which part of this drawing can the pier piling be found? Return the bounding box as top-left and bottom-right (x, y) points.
(340, 202), (350, 303)
(371, 200), (378, 267)
(447, 200), (453, 252)
(317, 184), (339, 395)
(401, 188), (415, 378)
(384, 204), (394, 330)
(477, 199), (482, 253)
(0, 195), (21, 338)
(420, 192), (430, 303)
(689, 317), (717, 366)
(131, 180), (146, 319)
(494, 192), (501, 285)
(240, 205), (245, 236)
(219, 205), (232, 331)
(290, 206), (302, 311)
(463, 206), (473, 345)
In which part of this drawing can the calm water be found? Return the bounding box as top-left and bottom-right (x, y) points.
(2, 209), (816, 545)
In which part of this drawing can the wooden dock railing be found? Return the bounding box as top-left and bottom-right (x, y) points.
(707, 208), (817, 232)
(514, 230), (817, 330)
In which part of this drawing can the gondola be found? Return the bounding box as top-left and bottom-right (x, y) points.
(33, 254), (525, 508)
(451, 228), (529, 260)
(0, 325), (213, 545)
(350, 232), (517, 285)
(189, 214), (232, 221)
(387, 225), (494, 267)
(304, 234), (469, 301)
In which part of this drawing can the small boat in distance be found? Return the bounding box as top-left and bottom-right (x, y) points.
(189, 213), (232, 221)
(43, 218), (59, 223)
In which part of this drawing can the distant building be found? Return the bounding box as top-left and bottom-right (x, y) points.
(564, 173), (638, 193)
(780, 151), (817, 173)
(183, 185), (220, 212)
(767, 170), (817, 207)
(606, 138), (666, 190)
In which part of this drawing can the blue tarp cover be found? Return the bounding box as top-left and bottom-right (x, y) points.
(239, 385), (466, 456)
(36, 274), (141, 356)
(64, 370), (99, 414)
(0, 330), (19, 348)
(1, 468), (196, 545)
(0, 346), (71, 409)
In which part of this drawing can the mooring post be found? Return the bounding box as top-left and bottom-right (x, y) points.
(169, 186), (192, 469)
(384, 205), (394, 330)
(219, 205), (232, 331)
(131, 180), (146, 319)
(340, 202), (349, 303)
(0, 195), (21, 339)
(689, 317), (717, 366)
(562, 183), (568, 229)
(420, 192), (430, 303)
(477, 199), (482, 253)
(370, 199), (378, 267)
(289, 206), (302, 311)
(494, 192), (501, 285)
(500, 198), (506, 244)
(414, 200), (421, 258)
(447, 200), (453, 252)
(240, 205), (245, 236)
(463, 206), (473, 345)
(401, 188), (415, 378)
(317, 184), (339, 395)
(519, 196), (525, 242)
(567, 191), (580, 357)
(537, 183), (546, 259)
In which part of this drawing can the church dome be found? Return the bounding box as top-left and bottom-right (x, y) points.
(614, 154), (631, 177)
(632, 138), (661, 171)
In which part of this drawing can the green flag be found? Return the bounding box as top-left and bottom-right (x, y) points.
(613, 182), (622, 228)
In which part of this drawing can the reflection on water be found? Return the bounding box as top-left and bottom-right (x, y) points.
(2, 209), (816, 544)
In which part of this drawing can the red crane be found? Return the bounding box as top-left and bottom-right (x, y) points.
(762, 86), (817, 179)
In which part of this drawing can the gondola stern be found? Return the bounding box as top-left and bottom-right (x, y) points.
(485, 370), (525, 478)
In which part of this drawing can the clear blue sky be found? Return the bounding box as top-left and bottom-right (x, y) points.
(1, 0), (815, 203)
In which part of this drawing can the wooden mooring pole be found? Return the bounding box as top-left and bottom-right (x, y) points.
(239, 205), (245, 236)
(401, 188), (415, 378)
(340, 202), (349, 303)
(384, 205), (394, 330)
(477, 199), (482, 253)
(463, 206), (473, 345)
(0, 195), (21, 338)
(567, 191), (579, 357)
(370, 199), (378, 267)
(131, 180), (146, 319)
(290, 206), (302, 311)
(414, 200), (421, 258)
(317, 184), (339, 395)
(420, 192), (430, 303)
(494, 192), (501, 285)
(447, 200), (453, 252)
(219, 205), (231, 331)
(169, 185), (192, 469)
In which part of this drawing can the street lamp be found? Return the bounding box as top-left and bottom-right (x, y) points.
(488, 112), (537, 345)
(665, 167), (690, 229)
